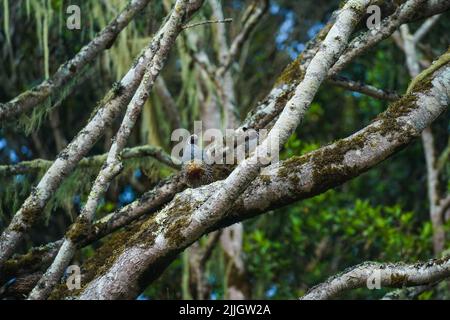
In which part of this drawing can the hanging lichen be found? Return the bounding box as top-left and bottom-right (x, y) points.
(8, 0), (148, 132)
(17, 63), (93, 135)
(43, 0), (50, 80)
(3, 0), (11, 50)
(25, 0), (30, 18)
(0, 154), (172, 225)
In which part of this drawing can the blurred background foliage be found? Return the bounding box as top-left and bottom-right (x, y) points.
(0, 0), (449, 299)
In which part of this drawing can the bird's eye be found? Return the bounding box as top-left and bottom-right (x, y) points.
(242, 126), (248, 132)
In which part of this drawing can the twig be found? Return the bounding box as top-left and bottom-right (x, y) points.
(0, 145), (179, 176)
(328, 76), (400, 101)
(182, 18), (232, 30)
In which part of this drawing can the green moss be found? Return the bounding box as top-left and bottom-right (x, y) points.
(66, 216), (92, 243)
(273, 20), (334, 88)
(84, 231), (129, 277)
(19, 189), (43, 228)
(426, 257), (449, 267)
(374, 92), (421, 142)
(166, 215), (190, 247)
(277, 154), (312, 187)
(48, 212), (162, 299)
(162, 196), (193, 247)
(407, 48), (450, 94)
(112, 81), (125, 97)
(1, 245), (51, 281)
(48, 229), (132, 299)
(260, 175), (271, 185)
(127, 215), (158, 248)
(275, 55), (305, 86)
(311, 136), (366, 189)
(390, 273), (408, 286)
(407, 74), (434, 94)
(338, 0), (347, 8)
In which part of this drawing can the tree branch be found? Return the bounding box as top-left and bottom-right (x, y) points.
(188, 0), (371, 237)
(413, 14), (441, 43)
(300, 256), (450, 300)
(328, 76), (401, 101)
(182, 18), (232, 30)
(329, 0), (427, 76)
(0, 145), (179, 176)
(242, 0), (450, 135)
(154, 77), (182, 132)
(216, 0), (269, 77)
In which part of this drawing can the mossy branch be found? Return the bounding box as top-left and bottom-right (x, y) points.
(301, 256), (450, 300)
(0, 145), (179, 177)
(407, 47), (450, 94)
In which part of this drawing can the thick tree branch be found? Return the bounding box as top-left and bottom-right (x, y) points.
(300, 255), (450, 300)
(189, 0), (371, 238)
(242, 0), (450, 134)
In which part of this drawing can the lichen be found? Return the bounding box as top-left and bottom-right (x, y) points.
(346, 0), (368, 16)
(276, 81), (429, 196)
(426, 256), (449, 267)
(407, 47), (450, 94)
(19, 189), (43, 228)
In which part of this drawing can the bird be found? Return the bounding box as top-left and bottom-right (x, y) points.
(180, 135), (213, 187)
